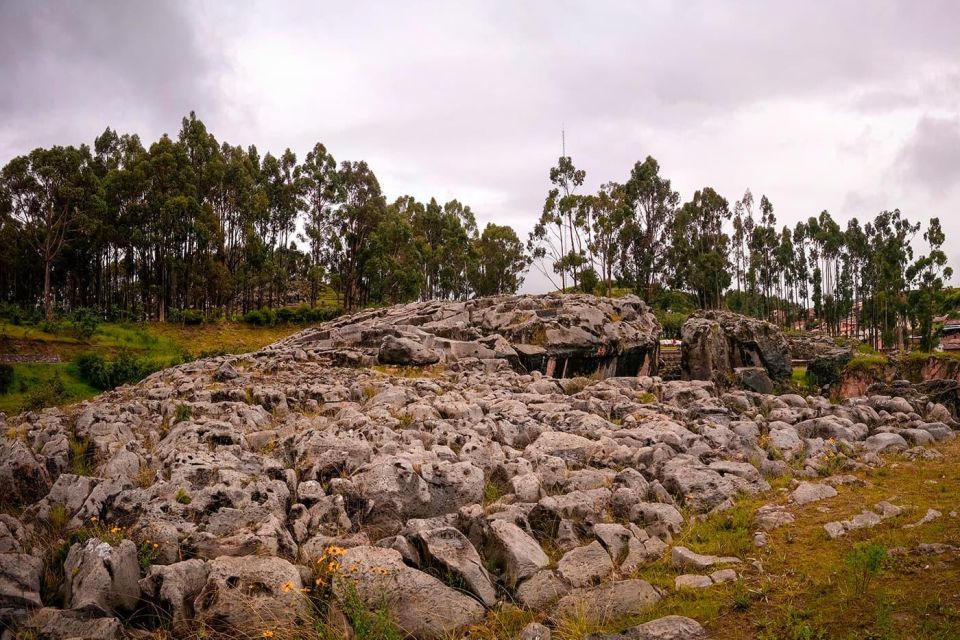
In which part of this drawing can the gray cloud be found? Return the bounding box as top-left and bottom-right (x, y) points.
(0, 0), (223, 157)
(898, 116), (960, 195)
(1, 0), (959, 290)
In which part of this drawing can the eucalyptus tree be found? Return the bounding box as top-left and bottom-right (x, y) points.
(668, 187), (731, 309)
(300, 143), (340, 306)
(0, 145), (100, 320)
(468, 223), (529, 296)
(528, 155), (587, 290)
(907, 217), (952, 351)
(619, 156), (679, 298)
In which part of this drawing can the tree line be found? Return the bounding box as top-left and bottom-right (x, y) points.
(528, 155), (954, 351)
(0, 113), (530, 321)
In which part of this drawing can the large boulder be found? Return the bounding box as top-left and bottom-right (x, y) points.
(273, 293), (661, 379)
(193, 555), (309, 632)
(681, 310), (791, 386)
(62, 538), (141, 614)
(334, 546), (485, 639)
(0, 553), (43, 621)
(413, 526), (497, 606)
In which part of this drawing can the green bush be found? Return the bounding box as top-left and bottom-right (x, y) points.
(69, 308), (100, 341)
(75, 350), (160, 391)
(655, 310), (689, 340)
(0, 364), (12, 395)
(24, 375), (68, 410)
(181, 309), (205, 325)
(242, 305), (342, 326)
(844, 542), (887, 595)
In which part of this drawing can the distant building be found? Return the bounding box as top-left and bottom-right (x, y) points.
(941, 320), (960, 351)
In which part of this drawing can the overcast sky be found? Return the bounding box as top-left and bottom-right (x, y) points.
(2, 0), (958, 292)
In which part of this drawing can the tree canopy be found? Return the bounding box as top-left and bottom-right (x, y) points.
(0, 113), (530, 319)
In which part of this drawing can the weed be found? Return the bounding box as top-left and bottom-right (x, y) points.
(48, 503), (69, 532)
(68, 435), (92, 476)
(758, 607), (827, 640)
(175, 487), (192, 505)
(174, 403), (192, 423)
(135, 465), (156, 488)
(843, 542), (887, 596)
(483, 481), (503, 506)
(639, 392), (657, 404)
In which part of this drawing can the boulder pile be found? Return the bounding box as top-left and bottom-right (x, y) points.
(0, 294), (956, 639)
(681, 310), (791, 391)
(269, 293), (661, 379)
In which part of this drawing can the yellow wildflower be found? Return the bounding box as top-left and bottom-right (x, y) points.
(281, 581), (293, 593)
(263, 631), (274, 638)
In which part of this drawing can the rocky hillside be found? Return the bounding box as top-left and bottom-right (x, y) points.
(1, 294), (958, 640)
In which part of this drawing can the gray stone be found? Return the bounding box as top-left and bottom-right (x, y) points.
(0, 553), (42, 619)
(710, 568), (738, 584)
(556, 541), (614, 587)
(597, 615), (706, 640)
(671, 546), (740, 570)
(790, 482), (838, 506)
(515, 569), (570, 609)
(62, 538), (140, 614)
(675, 573), (713, 589)
(23, 607), (124, 640)
(415, 526), (496, 606)
(194, 555), (309, 631)
(863, 432), (909, 453)
(379, 335), (441, 366)
(552, 579), (661, 625)
(139, 559), (210, 634)
(336, 546), (484, 640)
(485, 519), (549, 588)
(521, 622), (552, 640)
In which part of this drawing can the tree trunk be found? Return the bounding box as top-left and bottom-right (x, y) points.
(44, 258), (53, 321)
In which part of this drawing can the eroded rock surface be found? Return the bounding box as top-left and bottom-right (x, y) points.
(681, 310), (791, 386)
(0, 293), (955, 638)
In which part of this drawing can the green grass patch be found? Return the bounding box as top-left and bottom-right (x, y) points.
(0, 362), (99, 414)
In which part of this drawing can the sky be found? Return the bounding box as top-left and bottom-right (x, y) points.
(1, 0), (958, 293)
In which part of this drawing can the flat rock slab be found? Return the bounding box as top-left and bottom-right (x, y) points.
(791, 482), (838, 506)
(671, 546), (740, 570)
(587, 615), (707, 640)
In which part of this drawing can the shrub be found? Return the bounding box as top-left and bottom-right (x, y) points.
(0, 363), (13, 395)
(69, 308), (100, 341)
(655, 310), (688, 340)
(243, 305), (342, 326)
(181, 309), (205, 325)
(174, 403), (192, 423)
(75, 350), (159, 391)
(175, 487), (192, 504)
(24, 375), (68, 410)
(843, 542), (887, 595)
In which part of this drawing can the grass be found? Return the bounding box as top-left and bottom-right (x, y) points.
(0, 362), (98, 414)
(845, 353), (889, 372)
(0, 320), (303, 414)
(789, 366), (814, 395)
(609, 438), (960, 640)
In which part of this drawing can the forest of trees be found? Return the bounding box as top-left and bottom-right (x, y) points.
(0, 113), (529, 321)
(1, 113), (955, 352)
(528, 155), (954, 351)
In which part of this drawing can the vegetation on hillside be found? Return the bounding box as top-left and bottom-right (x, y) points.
(527, 154), (954, 349)
(0, 114), (530, 322)
(0, 318), (302, 413)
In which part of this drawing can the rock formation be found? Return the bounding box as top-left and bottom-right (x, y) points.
(681, 310), (791, 389)
(0, 294), (956, 639)
(270, 293), (661, 379)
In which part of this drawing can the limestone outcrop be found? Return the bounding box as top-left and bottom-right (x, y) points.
(0, 294), (955, 639)
(681, 310), (791, 387)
